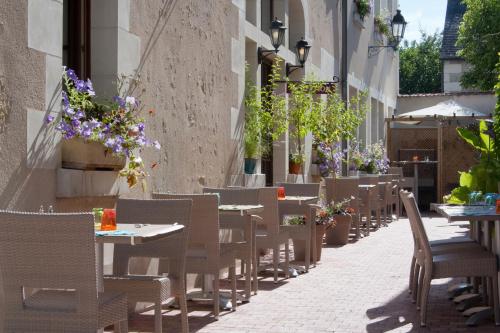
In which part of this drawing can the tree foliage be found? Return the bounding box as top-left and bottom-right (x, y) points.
(456, 0), (500, 91)
(399, 31), (442, 94)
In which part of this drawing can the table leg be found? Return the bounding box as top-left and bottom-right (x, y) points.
(244, 215), (252, 301)
(96, 243), (104, 333)
(413, 164), (418, 205)
(251, 218), (258, 295)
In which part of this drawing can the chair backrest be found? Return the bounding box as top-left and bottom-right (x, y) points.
(325, 177), (360, 207)
(114, 198), (192, 291)
(152, 193), (220, 266)
(275, 182), (320, 197)
(0, 211), (98, 328)
(399, 191), (432, 261)
(203, 187), (259, 205)
(388, 167), (404, 177)
(256, 187), (280, 236)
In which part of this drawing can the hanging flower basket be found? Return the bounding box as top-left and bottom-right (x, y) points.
(62, 138), (126, 171)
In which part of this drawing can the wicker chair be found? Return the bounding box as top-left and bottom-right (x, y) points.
(400, 191), (500, 326)
(325, 177), (362, 239)
(104, 199), (192, 333)
(385, 173), (401, 221)
(255, 187), (290, 283)
(152, 193), (237, 318)
(359, 175), (382, 232)
(389, 167), (413, 215)
(0, 211), (128, 333)
(275, 182), (320, 271)
(202, 187), (260, 300)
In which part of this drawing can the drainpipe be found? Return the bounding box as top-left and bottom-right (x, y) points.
(341, 0), (348, 176)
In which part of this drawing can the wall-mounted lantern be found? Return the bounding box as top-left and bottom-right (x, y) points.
(258, 18), (286, 63)
(368, 9), (407, 57)
(285, 38), (311, 76)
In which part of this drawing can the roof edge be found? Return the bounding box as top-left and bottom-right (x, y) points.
(398, 91), (494, 98)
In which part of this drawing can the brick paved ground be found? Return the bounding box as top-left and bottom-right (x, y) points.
(110, 215), (499, 332)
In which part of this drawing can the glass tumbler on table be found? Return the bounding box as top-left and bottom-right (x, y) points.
(101, 209), (117, 231)
(92, 208), (103, 230)
(278, 187), (286, 200)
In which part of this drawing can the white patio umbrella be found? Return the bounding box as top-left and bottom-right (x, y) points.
(395, 99), (488, 125)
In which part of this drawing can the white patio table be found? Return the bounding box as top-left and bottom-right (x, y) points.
(218, 204), (264, 300)
(434, 204), (500, 326)
(95, 223), (184, 333)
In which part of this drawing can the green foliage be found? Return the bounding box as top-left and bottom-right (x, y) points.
(355, 0), (371, 20)
(374, 15), (390, 38)
(243, 59), (287, 158)
(494, 53), (500, 154)
(445, 120), (500, 203)
(311, 91), (368, 145)
(399, 31), (442, 94)
(456, 0), (500, 91)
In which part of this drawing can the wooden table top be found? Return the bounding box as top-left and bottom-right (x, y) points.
(95, 223), (184, 245)
(218, 204), (264, 215)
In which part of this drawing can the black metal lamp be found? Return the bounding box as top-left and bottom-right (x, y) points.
(258, 18), (286, 63)
(391, 10), (407, 46)
(286, 38), (311, 76)
(368, 9), (407, 57)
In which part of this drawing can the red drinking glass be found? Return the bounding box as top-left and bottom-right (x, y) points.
(101, 209), (117, 231)
(496, 199), (500, 214)
(277, 187), (286, 200)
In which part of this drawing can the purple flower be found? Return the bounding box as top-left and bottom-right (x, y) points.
(64, 107), (75, 116)
(71, 119), (81, 127)
(138, 123), (145, 132)
(86, 79), (95, 96)
(62, 91), (70, 108)
(45, 115), (54, 124)
(135, 136), (147, 146)
(75, 109), (85, 119)
(75, 80), (87, 93)
(113, 96), (126, 109)
(66, 68), (78, 82)
(104, 137), (116, 148)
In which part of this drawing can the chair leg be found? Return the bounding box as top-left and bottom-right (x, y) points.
(178, 294), (189, 333)
(213, 272), (220, 319)
(305, 235), (310, 272)
(115, 319), (128, 333)
(230, 265), (237, 311)
(409, 255), (416, 293)
(420, 270), (431, 327)
(355, 214), (361, 240)
(154, 301), (163, 333)
(240, 260), (245, 277)
(412, 263), (420, 303)
(245, 252), (252, 301)
(252, 246), (258, 295)
(416, 265), (424, 309)
(492, 273), (500, 325)
(273, 245), (279, 284)
(285, 240), (290, 279)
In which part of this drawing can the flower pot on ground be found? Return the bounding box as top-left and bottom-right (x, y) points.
(292, 224), (326, 262)
(325, 214), (352, 245)
(62, 138), (126, 170)
(244, 158), (257, 174)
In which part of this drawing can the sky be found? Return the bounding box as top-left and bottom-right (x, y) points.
(398, 0), (448, 43)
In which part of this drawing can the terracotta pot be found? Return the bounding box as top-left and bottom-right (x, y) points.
(292, 224), (326, 262)
(325, 214), (352, 245)
(62, 138), (126, 171)
(289, 161), (302, 175)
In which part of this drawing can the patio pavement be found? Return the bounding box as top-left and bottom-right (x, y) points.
(110, 215), (499, 332)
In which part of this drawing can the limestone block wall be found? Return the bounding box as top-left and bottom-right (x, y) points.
(0, 0), (62, 211)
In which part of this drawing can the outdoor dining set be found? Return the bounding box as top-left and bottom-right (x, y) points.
(6, 168), (483, 332)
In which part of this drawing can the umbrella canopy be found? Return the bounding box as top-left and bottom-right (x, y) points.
(397, 99), (487, 118)
(395, 100), (488, 125)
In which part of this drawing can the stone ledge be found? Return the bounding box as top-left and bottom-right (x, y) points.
(230, 174), (267, 187)
(56, 168), (129, 198)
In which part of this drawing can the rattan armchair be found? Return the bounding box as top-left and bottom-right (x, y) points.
(255, 187), (290, 283)
(104, 198), (192, 333)
(0, 211), (128, 333)
(325, 177), (362, 239)
(152, 193), (237, 318)
(400, 191), (499, 326)
(203, 187), (260, 300)
(275, 182), (320, 271)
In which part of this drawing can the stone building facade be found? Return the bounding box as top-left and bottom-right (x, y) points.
(0, 0), (399, 211)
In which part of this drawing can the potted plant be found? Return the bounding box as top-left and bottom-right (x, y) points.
(289, 153), (305, 175)
(325, 199), (354, 246)
(243, 60), (287, 174)
(286, 213), (333, 262)
(47, 68), (160, 189)
(354, 0), (371, 21)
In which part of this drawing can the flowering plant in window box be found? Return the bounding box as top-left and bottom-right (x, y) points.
(47, 68), (160, 189)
